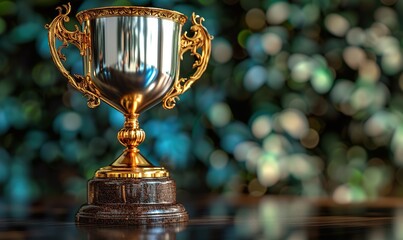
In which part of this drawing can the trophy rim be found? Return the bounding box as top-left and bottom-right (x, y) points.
(76, 6), (188, 25)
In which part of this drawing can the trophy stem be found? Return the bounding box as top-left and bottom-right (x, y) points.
(95, 114), (169, 178)
(117, 114), (145, 152)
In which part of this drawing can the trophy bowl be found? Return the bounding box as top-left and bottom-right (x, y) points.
(45, 3), (212, 224)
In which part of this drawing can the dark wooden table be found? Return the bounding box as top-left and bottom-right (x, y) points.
(0, 195), (402, 239)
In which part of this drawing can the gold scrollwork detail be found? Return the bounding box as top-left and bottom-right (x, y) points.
(45, 3), (101, 108)
(162, 13), (213, 110)
(74, 75), (101, 108)
(76, 6), (187, 25)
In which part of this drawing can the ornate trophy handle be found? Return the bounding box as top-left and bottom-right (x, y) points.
(162, 13), (213, 109)
(45, 3), (100, 108)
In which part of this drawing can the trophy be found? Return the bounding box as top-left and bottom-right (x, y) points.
(45, 3), (212, 224)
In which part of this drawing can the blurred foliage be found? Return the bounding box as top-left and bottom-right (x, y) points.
(1, 0), (403, 214)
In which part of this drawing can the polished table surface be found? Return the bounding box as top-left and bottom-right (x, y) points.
(1, 195), (402, 239)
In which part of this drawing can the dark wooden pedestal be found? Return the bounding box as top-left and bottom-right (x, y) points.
(75, 177), (188, 225)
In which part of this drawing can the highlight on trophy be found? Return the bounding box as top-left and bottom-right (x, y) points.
(45, 2), (212, 224)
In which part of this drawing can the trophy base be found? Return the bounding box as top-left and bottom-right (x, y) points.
(76, 177), (188, 225)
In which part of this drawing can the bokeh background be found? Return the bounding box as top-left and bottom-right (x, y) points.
(1, 0), (403, 216)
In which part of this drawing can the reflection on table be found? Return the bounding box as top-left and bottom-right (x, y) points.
(1, 196), (403, 239)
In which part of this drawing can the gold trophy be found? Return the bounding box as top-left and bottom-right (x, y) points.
(45, 3), (212, 224)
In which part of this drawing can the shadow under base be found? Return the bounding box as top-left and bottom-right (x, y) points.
(76, 177), (188, 225)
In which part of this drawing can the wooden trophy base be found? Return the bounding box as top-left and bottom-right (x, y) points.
(76, 177), (188, 225)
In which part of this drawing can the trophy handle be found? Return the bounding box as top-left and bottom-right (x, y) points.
(45, 3), (100, 108)
(162, 13), (213, 109)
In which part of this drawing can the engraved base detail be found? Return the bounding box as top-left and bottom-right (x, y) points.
(76, 177), (188, 224)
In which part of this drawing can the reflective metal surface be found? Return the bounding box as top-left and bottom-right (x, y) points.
(83, 16), (182, 114)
